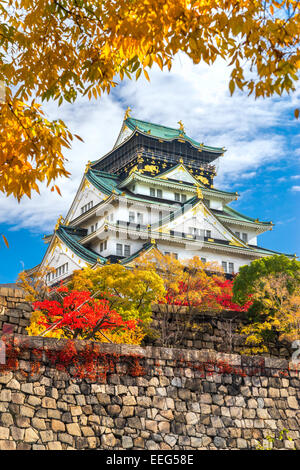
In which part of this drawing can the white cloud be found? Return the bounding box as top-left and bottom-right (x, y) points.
(291, 185), (300, 192)
(0, 54), (299, 232)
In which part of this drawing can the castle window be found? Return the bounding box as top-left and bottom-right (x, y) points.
(150, 188), (162, 198)
(90, 222), (98, 233)
(81, 201), (93, 214)
(235, 231), (240, 238)
(175, 193), (180, 202)
(189, 227), (199, 237)
(165, 252), (178, 259)
(228, 262), (234, 274)
(116, 243), (123, 256)
(54, 262), (68, 279)
(201, 257), (207, 263)
(222, 261), (227, 273)
(205, 230), (211, 238)
(242, 233), (248, 243)
(181, 194), (187, 203)
(124, 245), (131, 257)
(129, 211), (135, 223)
(100, 240), (107, 252)
(137, 213), (143, 224)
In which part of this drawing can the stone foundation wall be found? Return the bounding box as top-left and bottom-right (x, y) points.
(0, 291), (292, 359)
(0, 287), (31, 336)
(148, 305), (292, 358)
(0, 334), (299, 450)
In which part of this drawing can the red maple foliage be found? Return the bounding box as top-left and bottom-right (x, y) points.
(163, 278), (252, 312)
(212, 279), (253, 312)
(33, 285), (136, 340)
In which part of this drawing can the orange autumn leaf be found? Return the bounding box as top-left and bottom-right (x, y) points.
(1, 1), (300, 199)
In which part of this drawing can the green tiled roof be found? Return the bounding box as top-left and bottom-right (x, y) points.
(199, 237), (292, 257)
(86, 169), (122, 195)
(125, 117), (224, 153)
(57, 226), (107, 264)
(248, 244), (295, 258)
(87, 166), (237, 204)
(86, 169), (179, 207)
(222, 206), (272, 226)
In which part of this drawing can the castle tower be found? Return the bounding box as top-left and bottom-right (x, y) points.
(35, 111), (292, 285)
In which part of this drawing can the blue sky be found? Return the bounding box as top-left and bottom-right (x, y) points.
(0, 55), (299, 283)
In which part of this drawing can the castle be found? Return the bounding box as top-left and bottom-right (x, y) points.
(33, 109), (291, 285)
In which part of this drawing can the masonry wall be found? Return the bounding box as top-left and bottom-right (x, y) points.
(0, 334), (299, 451)
(0, 287), (31, 336)
(148, 305), (292, 358)
(0, 289), (292, 358)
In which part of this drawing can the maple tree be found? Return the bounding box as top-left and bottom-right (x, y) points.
(30, 284), (136, 340)
(1, 0), (300, 199)
(232, 254), (300, 317)
(212, 278), (253, 312)
(21, 263), (164, 344)
(240, 273), (300, 354)
(138, 251), (250, 311)
(68, 262), (165, 327)
(17, 266), (56, 302)
(138, 252), (225, 346)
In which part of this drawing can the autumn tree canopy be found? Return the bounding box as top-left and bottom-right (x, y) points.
(1, 0), (300, 199)
(240, 273), (300, 354)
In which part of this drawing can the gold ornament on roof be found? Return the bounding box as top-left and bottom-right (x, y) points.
(196, 187), (203, 199)
(84, 160), (92, 174)
(124, 107), (131, 119)
(150, 238), (156, 245)
(179, 157), (184, 164)
(55, 215), (64, 231)
(178, 120), (185, 133)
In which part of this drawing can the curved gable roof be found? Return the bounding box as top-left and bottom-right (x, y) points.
(125, 117), (224, 153)
(57, 226), (107, 265)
